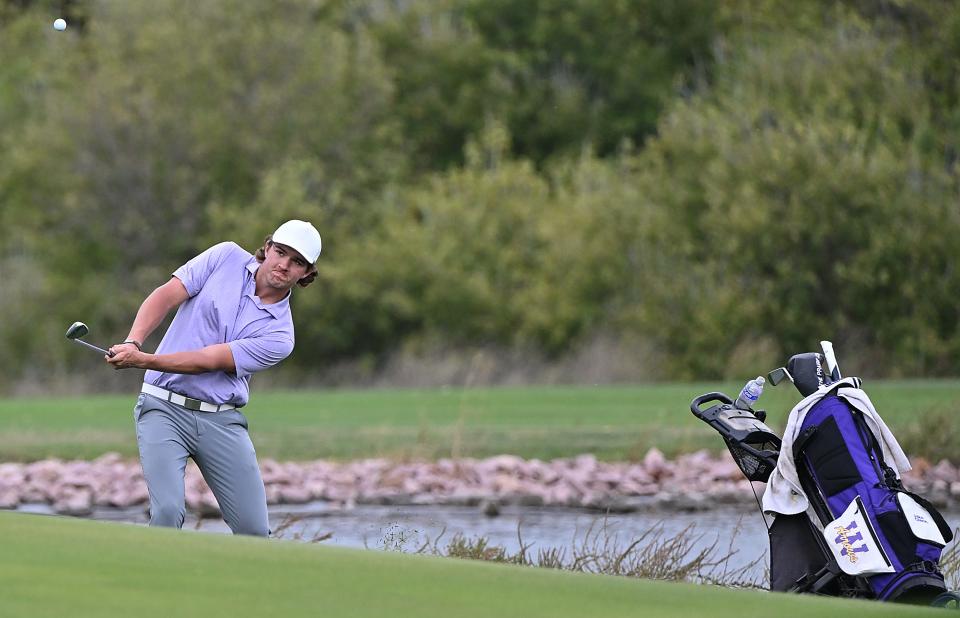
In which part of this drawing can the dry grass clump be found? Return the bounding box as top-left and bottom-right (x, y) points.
(942, 530), (959, 590)
(270, 515), (333, 543)
(427, 519), (764, 588)
(273, 515), (766, 588)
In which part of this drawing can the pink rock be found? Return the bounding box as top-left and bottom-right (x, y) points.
(546, 485), (576, 505)
(185, 487), (220, 516)
(659, 461), (677, 480)
(0, 463), (25, 484)
(111, 485), (148, 508)
(377, 468), (409, 490)
(593, 472), (623, 491)
(930, 459), (957, 482)
(491, 474), (524, 495)
(526, 459), (559, 484)
(401, 477), (423, 494)
(709, 457), (742, 481)
(633, 483), (659, 496)
(53, 487), (93, 516)
(434, 459), (458, 476)
(625, 466), (654, 484)
(279, 485), (312, 504)
(26, 460), (63, 486)
(264, 484), (282, 504)
(0, 488), (20, 509)
(19, 448), (950, 513)
(259, 459), (287, 484)
(60, 461), (94, 487)
(2, 474), (24, 486)
(304, 461), (335, 480)
(573, 454), (598, 472)
(20, 484), (49, 502)
(563, 473), (590, 495)
(304, 480), (327, 499)
(643, 448), (667, 479)
(482, 455), (525, 473)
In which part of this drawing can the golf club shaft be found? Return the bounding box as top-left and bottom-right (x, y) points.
(72, 338), (114, 357)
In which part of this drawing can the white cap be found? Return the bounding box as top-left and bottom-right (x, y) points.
(271, 220), (322, 264)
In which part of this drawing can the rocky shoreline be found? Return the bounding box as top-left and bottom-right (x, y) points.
(1, 450), (958, 518)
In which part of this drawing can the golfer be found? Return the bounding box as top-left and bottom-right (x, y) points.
(106, 220), (322, 536)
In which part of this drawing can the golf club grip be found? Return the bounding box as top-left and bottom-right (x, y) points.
(820, 340), (841, 380)
(73, 339), (114, 357)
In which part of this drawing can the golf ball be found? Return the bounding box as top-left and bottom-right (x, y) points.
(53, 18), (66, 31)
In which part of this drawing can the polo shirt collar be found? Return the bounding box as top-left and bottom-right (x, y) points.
(245, 259), (291, 317)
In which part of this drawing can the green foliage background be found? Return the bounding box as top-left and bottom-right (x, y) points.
(2, 0), (959, 388)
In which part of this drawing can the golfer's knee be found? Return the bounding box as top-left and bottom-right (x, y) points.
(232, 520), (269, 537)
(150, 502), (185, 528)
(230, 513), (269, 537)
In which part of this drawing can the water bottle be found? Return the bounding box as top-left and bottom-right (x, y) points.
(735, 376), (765, 410)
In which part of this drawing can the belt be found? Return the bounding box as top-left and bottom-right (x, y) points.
(141, 383), (236, 413)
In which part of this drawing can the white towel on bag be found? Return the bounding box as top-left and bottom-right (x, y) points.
(762, 377), (912, 515)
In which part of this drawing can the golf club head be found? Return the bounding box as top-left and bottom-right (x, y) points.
(767, 366), (793, 386)
(64, 321), (114, 357)
(65, 321), (89, 340)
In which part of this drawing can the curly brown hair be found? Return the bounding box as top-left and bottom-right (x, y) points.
(254, 234), (318, 288)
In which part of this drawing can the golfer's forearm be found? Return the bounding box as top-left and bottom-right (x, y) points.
(127, 279), (189, 344)
(140, 345), (235, 375)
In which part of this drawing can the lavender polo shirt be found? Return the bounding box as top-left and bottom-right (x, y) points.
(144, 241), (295, 407)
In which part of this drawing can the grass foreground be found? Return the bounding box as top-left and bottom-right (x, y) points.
(0, 511), (940, 618)
(0, 380), (957, 461)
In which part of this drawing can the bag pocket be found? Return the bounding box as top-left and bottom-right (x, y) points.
(822, 495), (894, 576)
(798, 416), (861, 496)
(896, 493), (949, 547)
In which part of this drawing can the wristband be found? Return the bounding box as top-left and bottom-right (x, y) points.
(123, 339), (143, 351)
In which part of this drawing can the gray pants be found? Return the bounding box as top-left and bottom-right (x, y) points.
(133, 393), (269, 536)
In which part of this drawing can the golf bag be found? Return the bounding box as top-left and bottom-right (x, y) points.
(691, 347), (958, 606)
(781, 383), (953, 602)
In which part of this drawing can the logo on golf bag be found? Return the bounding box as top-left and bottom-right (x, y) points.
(822, 496), (894, 575)
(833, 521), (868, 563)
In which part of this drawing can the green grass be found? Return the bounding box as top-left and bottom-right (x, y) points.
(0, 511), (939, 618)
(0, 380), (957, 461)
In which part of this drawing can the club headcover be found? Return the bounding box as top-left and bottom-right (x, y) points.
(786, 352), (827, 397)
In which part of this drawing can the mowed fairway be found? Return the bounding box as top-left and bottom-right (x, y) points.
(0, 381), (957, 461)
(0, 511), (938, 618)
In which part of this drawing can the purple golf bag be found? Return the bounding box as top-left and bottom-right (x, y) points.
(786, 388), (954, 602)
(692, 345), (958, 607)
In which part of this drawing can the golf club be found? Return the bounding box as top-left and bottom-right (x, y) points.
(820, 340), (841, 382)
(767, 366), (793, 386)
(65, 321), (114, 357)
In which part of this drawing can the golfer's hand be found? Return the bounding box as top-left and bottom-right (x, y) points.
(106, 343), (146, 369)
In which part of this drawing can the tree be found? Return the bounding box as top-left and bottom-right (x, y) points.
(631, 23), (960, 376)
